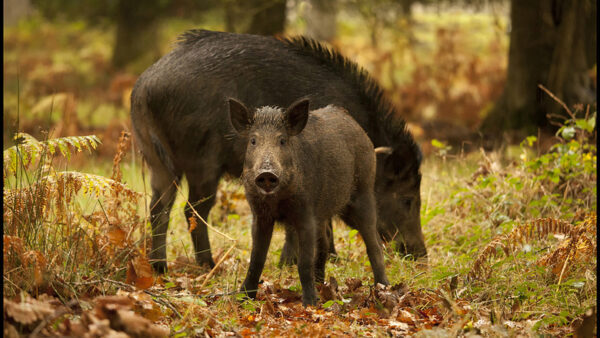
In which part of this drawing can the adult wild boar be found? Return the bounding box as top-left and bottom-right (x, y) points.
(231, 98), (389, 306)
(130, 29), (425, 273)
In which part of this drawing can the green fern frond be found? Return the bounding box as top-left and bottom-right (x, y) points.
(3, 134), (101, 177)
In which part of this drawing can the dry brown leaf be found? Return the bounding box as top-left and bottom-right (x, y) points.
(129, 291), (163, 322)
(3, 235), (24, 266)
(4, 296), (55, 325)
(4, 323), (20, 338)
(126, 255), (155, 290)
(260, 296), (276, 317)
(319, 276), (341, 302)
(396, 309), (417, 325)
(108, 309), (169, 338)
(85, 312), (129, 338)
(107, 228), (127, 248)
(373, 284), (399, 312)
(62, 318), (88, 337)
(95, 295), (133, 319)
(345, 277), (362, 292)
(22, 250), (47, 286)
(188, 216), (198, 233)
(94, 294), (168, 337)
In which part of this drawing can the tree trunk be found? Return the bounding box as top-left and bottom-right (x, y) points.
(225, 0), (286, 36)
(304, 0), (337, 42)
(481, 0), (596, 137)
(3, 0), (31, 26)
(112, 0), (163, 70)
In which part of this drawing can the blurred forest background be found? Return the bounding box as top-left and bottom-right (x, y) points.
(3, 1), (597, 336)
(4, 0), (595, 155)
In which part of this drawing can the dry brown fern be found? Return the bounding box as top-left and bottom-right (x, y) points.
(111, 131), (131, 183)
(3, 131), (146, 298)
(537, 214), (596, 279)
(4, 172), (141, 226)
(469, 216), (596, 280)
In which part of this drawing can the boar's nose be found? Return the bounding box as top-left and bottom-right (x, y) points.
(255, 172), (279, 193)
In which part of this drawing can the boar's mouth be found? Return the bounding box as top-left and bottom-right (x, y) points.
(379, 228), (427, 259)
(394, 239), (428, 259)
(257, 187), (280, 196)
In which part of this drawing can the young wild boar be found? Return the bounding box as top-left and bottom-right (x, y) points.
(229, 98), (389, 306)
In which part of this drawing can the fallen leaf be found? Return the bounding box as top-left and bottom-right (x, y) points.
(345, 277), (362, 292)
(4, 295), (55, 325)
(95, 295), (133, 319)
(107, 227), (127, 248)
(260, 296), (276, 317)
(319, 276), (341, 302)
(22, 250), (47, 287)
(108, 309), (170, 338)
(126, 255), (155, 290)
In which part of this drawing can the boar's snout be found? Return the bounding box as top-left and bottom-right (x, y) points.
(255, 171), (279, 194)
(395, 237), (428, 260)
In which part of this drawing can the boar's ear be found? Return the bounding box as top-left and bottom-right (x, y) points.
(228, 98), (253, 132)
(285, 98), (310, 136)
(374, 147), (393, 155)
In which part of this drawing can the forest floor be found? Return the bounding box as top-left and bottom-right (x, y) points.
(3, 9), (597, 337)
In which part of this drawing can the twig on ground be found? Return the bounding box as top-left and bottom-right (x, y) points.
(538, 84), (575, 119)
(173, 182), (237, 242)
(168, 290), (244, 298)
(200, 244), (236, 289)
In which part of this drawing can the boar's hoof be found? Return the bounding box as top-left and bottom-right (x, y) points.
(151, 260), (168, 274)
(196, 256), (216, 269)
(240, 285), (258, 300)
(302, 294), (318, 307)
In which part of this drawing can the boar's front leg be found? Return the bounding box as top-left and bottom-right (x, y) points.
(241, 215), (274, 299)
(279, 219), (336, 267)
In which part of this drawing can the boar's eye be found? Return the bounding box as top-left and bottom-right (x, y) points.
(279, 138), (286, 146)
(402, 198), (411, 209)
(250, 137), (256, 145)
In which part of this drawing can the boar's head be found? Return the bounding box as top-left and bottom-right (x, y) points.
(374, 145), (427, 259)
(229, 98), (309, 199)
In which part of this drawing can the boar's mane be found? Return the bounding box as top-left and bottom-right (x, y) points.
(277, 36), (422, 171)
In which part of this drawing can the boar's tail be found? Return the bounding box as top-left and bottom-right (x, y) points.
(150, 130), (177, 178)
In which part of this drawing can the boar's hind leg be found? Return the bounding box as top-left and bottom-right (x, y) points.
(279, 219), (336, 267)
(185, 177), (219, 269)
(149, 165), (181, 274)
(241, 216), (274, 299)
(279, 227), (299, 267)
(341, 192), (389, 286)
(326, 219), (337, 257)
